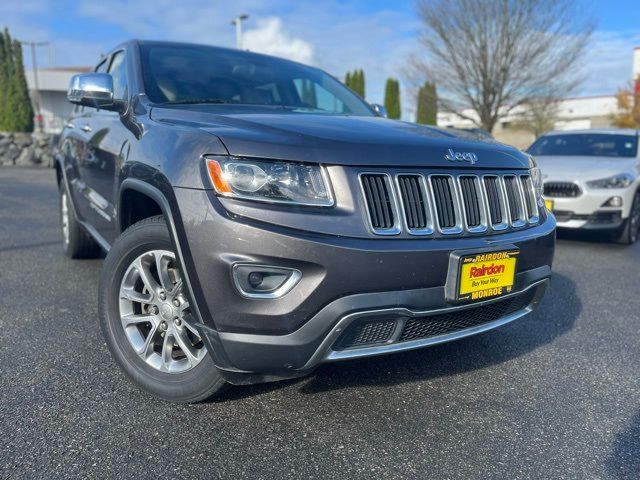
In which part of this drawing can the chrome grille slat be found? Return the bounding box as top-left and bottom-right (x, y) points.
(360, 173), (400, 235)
(360, 172), (539, 236)
(398, 175), (426, 229)
(520, 175), (539, 224)
(431, 175), (459, 232)
(483, 176), (503, 225)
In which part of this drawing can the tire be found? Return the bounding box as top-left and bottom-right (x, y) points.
(99, 215), (226, 402)
(615, 192), (640, 245)
(59, 180), (101, 259)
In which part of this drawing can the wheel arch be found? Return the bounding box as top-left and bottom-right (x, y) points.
(116, 178), (235, 370)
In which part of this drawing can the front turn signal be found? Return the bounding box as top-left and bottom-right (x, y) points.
(206, 159), (233, 194)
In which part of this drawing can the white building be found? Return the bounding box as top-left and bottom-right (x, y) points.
(438, 47), (640, 149)
(25, 66), (91, 133)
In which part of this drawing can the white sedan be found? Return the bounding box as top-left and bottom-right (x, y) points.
(528, 129), (640, 244)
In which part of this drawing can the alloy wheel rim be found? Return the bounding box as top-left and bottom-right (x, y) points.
(119, 249), (206, 373)
(61, 192), (70, 246)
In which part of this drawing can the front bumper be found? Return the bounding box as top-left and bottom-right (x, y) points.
(175, 188), (555, 384)
(546, 187), (634, 230)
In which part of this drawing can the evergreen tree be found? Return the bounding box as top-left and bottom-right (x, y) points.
(0, 27), (33, 132)
(10, 39), (33, 132)
(416, 81), (437, 125)
(357, 69), (365, 98)
(345, 71), (352, 90)
(344, 69), (365, 98)
(0, 30), (9, 129)
(384, 78), (401, 119)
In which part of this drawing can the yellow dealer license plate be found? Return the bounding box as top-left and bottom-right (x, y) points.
(544, 198), (554, 212)
(457, 250), (519, 302)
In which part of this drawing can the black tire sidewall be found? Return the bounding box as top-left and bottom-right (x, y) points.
(59, 182), (74, 257)
(617, 192), (640, 245)
(58, 180), (100, 258)
(99, 217), (224, 402)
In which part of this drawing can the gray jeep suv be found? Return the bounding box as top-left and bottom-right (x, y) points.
(56, 40), (555, 402)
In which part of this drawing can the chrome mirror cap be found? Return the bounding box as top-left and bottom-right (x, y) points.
(67, 73), (118, 110)
(371, 103), (388, 118)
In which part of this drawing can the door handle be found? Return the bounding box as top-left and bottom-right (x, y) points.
(81, 125), (92, 133)
(64, 122), (75, 129)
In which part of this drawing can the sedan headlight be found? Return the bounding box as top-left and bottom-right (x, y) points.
(205, 157), (334, 206)
(586, 173), (635, 189)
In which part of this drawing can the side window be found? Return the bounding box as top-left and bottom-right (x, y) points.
(108, 51), (127, 101)
(293, 78), (346, 113)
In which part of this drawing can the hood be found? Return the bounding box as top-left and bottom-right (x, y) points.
(534, 155), (640, 182)
(149, 105), (530, 169)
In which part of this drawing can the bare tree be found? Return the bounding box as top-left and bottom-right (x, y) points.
(413, 0), (593, 132)
(512, 98), (560, 138)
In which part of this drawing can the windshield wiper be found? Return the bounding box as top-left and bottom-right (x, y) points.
(158, 98), (233, 105)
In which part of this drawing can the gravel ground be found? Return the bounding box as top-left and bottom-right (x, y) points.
(1, 167), (639, 479)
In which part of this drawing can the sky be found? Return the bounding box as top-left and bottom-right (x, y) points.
(2, 0), (639, 118)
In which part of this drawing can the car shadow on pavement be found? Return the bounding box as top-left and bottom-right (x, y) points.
(215, 272), (581, 401)
(556, 228), (620, 245)
(607, 410), (640, 479)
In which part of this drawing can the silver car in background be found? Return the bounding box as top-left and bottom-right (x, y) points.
(528, 129), (640, 244)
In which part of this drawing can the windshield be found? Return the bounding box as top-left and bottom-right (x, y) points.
(140, 44), (374, 116)
(528, 133), (638, 158)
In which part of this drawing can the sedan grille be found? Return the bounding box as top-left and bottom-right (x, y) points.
(543, 182), (581, 198)
(360, 172), (539, 236)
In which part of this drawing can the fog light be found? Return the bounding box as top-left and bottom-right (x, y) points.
(248, 272), (263, 288)
(232, 264), (301, 299)
(602, 196), (623, 207)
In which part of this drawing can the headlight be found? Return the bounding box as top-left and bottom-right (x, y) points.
(586, 173), (635, 189)
(205, 157), (334, 206)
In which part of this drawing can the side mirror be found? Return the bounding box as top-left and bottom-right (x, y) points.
(67, 73), (121, 111)
(371, 103), (388, 118)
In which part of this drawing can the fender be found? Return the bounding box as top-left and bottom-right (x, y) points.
(118, 177), (238, 373)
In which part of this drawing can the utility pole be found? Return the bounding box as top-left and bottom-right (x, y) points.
(231, 14), (249, 49)
(21, 40), (50, 132)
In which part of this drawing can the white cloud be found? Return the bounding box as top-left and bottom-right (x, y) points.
(243, 17), (314, 64)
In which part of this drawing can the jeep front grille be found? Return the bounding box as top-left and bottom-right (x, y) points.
(360, 172), (539, 236)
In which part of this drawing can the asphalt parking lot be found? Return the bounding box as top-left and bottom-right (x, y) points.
(1, 167), (639, 479)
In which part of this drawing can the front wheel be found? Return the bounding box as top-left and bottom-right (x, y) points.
(616, 192), (640, 245)
(99, 215), (226, 402)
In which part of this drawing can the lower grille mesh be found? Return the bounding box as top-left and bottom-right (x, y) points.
(337, 318), (397, 348)
(336, 289), (537, 350)
(399, 289), (536, 342)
